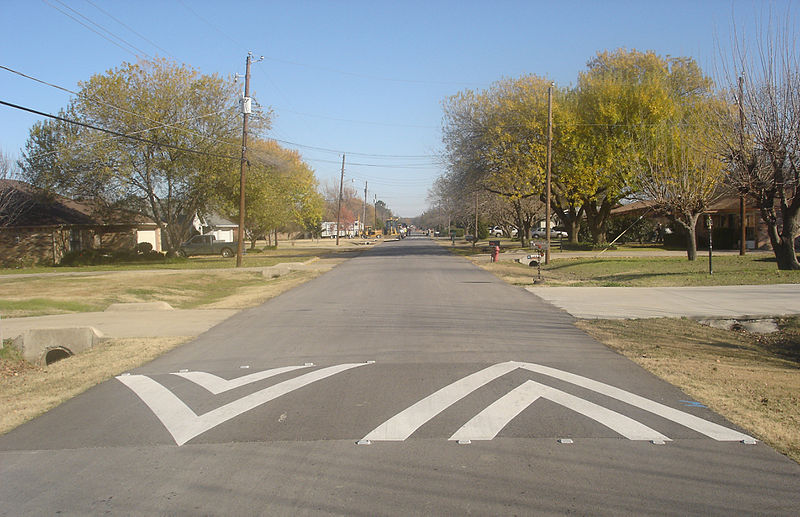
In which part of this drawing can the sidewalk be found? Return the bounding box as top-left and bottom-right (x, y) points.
(526, 283), (800, 319)
(1, 305), (237, 340)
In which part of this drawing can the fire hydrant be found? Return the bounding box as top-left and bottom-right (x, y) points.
(491, 245), (500, 262)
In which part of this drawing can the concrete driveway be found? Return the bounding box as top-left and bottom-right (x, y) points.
(527, 283), (800, 319)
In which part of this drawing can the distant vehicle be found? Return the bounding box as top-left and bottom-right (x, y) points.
(179, 234), (238, 257)
(489, 225), (518, 237)
(531, 228), (568, 239)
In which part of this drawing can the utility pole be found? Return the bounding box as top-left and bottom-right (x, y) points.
(545, 82), (554, 265)
(363, 181), (368, 237)
(474, 191), (478, 248)
(236, 53), (253, 268)
(336, 154), (345, 246)
(373, 194), (377, 232)
(738, 75), (747, 256)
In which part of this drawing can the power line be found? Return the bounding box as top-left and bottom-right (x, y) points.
(305, 156), (439, 169)
(176, 0), (244, 49)
(274, 106), (439, 129)
(0, 99), (238, 160)
(84, 0), (176, 59)
(43, 0), (149, 58)
(266, 137), (438, 159)
(0, 64), (241, 150)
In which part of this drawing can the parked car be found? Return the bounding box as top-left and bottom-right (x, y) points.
(531, 228), (568, 239)
(179, 234), (238, 257)
(488, 225), (518, 237)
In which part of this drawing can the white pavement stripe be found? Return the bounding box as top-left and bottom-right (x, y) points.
(362, 362), (520, 441)
(117, 363), (368, 446)
(448, 380), (538, 441)
(518, 362), (754, 441)
(171, 365), (312, 394)
(450, 380), (670, 442)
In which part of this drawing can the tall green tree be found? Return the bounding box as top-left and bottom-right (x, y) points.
(636, 100), (728, 260)
(441, 75), (552, 245)
(576, 50), (712, 243)
(20, 58), (265, 251)
(216, 138), (323, 247)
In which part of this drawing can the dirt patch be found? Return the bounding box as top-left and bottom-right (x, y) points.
(577, 317), (800, 464)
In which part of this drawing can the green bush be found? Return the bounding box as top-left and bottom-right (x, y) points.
(59, 247), (168, 266)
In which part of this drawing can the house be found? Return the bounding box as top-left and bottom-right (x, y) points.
(0, 179), (161, 265)
(320, 220), (363, 238)
(610, 195), (767, 249)
(192, 213), (238, 242)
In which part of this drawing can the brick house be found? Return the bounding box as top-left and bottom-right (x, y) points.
(610, 195), (769, 249)
(0, 180), (161, 266)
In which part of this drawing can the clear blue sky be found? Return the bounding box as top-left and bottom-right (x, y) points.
(0, 0), (795, 216)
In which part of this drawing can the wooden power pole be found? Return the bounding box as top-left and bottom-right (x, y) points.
(236, 53), (253, 268)
(336, 154), (345, 246)
(545, 82), (553, 264)
(363, 181), (368, 237)
(738, 75), (747, 256)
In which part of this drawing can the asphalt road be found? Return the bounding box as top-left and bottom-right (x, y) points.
(1, 238), (798, 515)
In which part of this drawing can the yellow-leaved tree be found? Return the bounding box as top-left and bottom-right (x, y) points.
(20, 58), (268, 252)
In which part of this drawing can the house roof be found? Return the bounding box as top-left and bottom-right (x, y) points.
(610, 195), (748, 217)
(202, 213), (238, 228)
(0, 179), (157, 228)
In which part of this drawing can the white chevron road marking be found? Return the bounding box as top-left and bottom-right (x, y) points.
(449, 380), (671, 442)
(171, 364), (312, 394)
(363, 361), (754, 443)
(362, 361), (519, 441)
(517, 362), (753, 441)
(118, 362), (368, 446)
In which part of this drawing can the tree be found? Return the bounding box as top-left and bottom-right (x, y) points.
(19, 58), (265, 252)
(213, 139), (323, 246)
(441, 75), (552, 245)
(636, 109), (727, 260)
(576, 50), (712, 243)
(715, 15), (800, 270)
(1, 149), (30, 228)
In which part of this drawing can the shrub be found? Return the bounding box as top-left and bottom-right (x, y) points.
(136, 242), (153, 253)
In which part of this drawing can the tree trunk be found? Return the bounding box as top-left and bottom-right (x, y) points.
(583, 198), (612, 244)
(675, 213), (699, 261)
(549, 189), (583, 244)
(772, 240), (800, 269)
(761, 203), (800, 270)
(566, 219), (581, 244)
(685, 226), (698, 261)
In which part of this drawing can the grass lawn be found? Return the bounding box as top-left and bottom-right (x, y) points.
(0, 240), (367, 276)
(0, 241), (366, 317)
(578, 317), (800, 463)
(477, 254), (800, 287)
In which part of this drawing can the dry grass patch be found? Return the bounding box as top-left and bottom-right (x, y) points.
(0, 336), (189, 435)
(576, 317), (800, 463)
(0, 256), (347, 435)
(202, 261), (341, 309)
